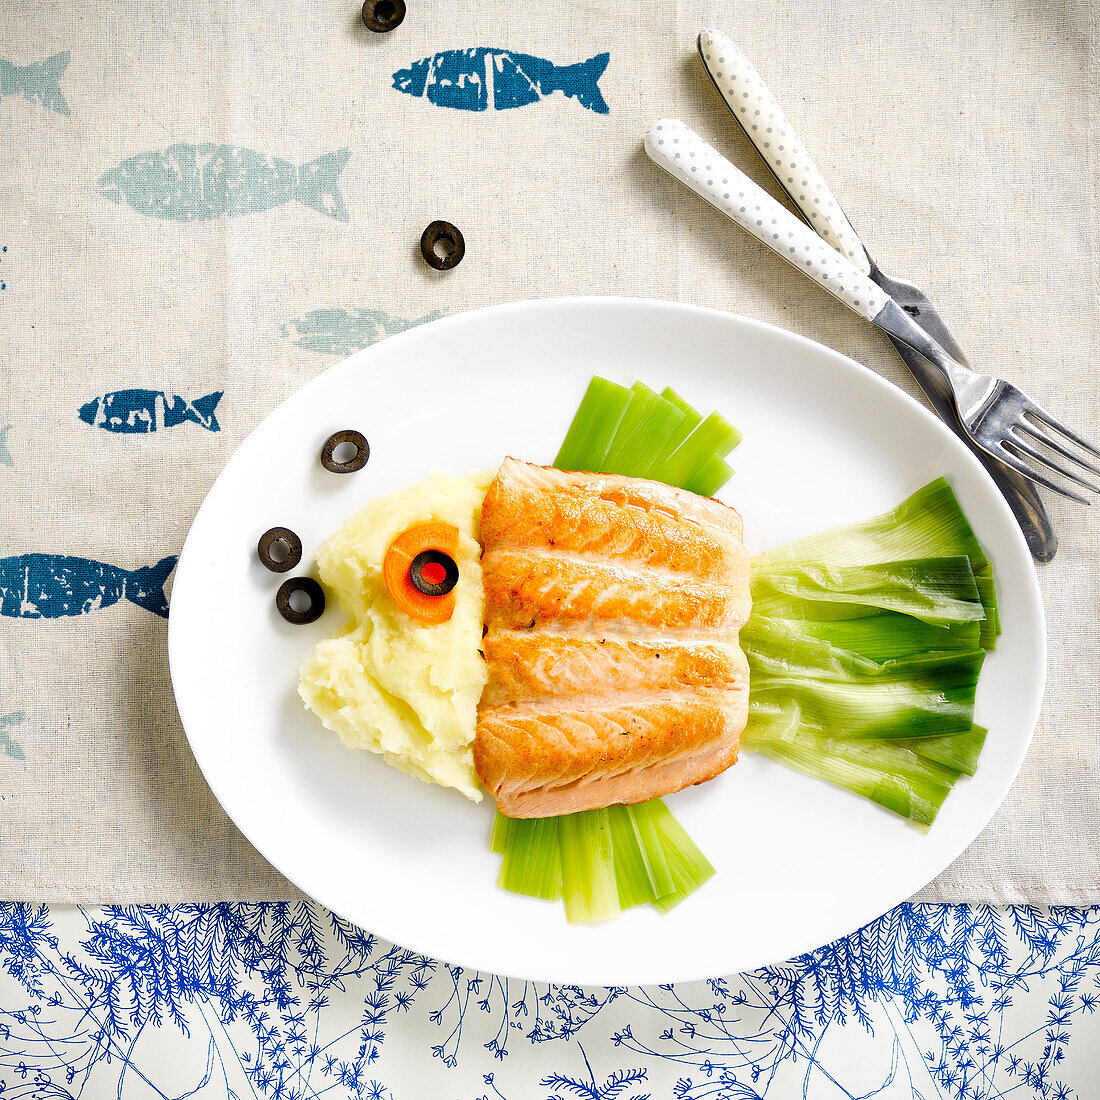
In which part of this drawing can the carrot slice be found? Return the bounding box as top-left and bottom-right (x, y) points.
(383, 521), (460, 624)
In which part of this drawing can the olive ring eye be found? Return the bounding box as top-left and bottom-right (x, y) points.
(420, 220), (465, 271)
(276, 577), (326, 625)
(257, 526), (302, 573)
(361, 0), (405, 32)
(409, 550), (459, 596)
(321, 429), (370, 473)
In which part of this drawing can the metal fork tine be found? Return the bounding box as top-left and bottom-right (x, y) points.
(990, 442), (1091, 504)
(1025, 404), (1100, 461)
(1017, 422), (1100, 479)
(1007, 436), (1100, 494)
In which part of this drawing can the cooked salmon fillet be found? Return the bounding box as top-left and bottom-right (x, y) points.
(479, 469), (742, 579)
(477, 693), (746, 818)
(480, 633), (748, 709)
(475, 458), (751, 817)
(483, 550), (751, 632)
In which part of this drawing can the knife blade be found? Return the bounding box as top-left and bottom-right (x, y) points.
(695, 29), (1055, 560)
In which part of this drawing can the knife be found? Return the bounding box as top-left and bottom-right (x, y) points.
(693, 29), (1056, 561)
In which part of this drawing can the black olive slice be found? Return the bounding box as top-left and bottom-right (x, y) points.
(362, 0), (405, 32)
(420, 220), (465, 271)
(276, 577), (326, 624)
(321, 429), (370, 473)
(257, 526), (303, 573)
(409, 549), (459, 596)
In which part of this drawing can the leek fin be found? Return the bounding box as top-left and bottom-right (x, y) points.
(498, 815), (562, 901)
(554, 377), (633, 471)
(560, 809), (620, 924)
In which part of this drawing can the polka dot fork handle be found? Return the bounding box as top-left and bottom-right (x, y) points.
(644, 119), (890, 322)
(697, 29), (870, 275)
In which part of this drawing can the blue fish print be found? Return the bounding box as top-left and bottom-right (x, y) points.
(79, 389), (222, 434)
(0, 423), (12, 467)
(280, 307), (446, 356)
(392, 48), (609, 114)
(0, 51), (71, 116)
(97, 145), (351, 221)
(0, 711), (25, 760)
(0, 553), (176, 619)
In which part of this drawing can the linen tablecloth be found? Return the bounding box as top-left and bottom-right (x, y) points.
(4, 0), (1097, 905)
(1, 0), (1098, 919)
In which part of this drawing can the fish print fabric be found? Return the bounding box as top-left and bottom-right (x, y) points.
(393, 49), (610, 113)
(98, 145), (351, 221)
(0, 554), (176, 619)
(280, 308), (446, 356)
(79, 390), (222, 433)
(0, 51), (70, 115)
(0, 712), (25, 759)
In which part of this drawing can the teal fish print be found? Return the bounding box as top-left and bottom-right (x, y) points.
(79, 389), (222, 434)
(0, 424), (12, 467)
(97, 145), (351, 222)
(0, 51), (71, 116)
(0, 711), (25, 760)
(393, 48), (609, 113)
(0, 553), (176, 619)
(280, 308), (446, 356)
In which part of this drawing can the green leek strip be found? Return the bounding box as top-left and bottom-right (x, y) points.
(660, 386), (700, 418)
(559, 808), (620, 924)
(743, 705), (960, 828)
(752, 478), (997, 651)
(750, 557), (984, 627)
(630, 799), (716, 913)
(637, 388), (702, 478)
(490, 811), (515, 855)
(908, 725), (987, 776)
(624, 803), (676, 900)
(798, 615), (983, 663)
(609, 805), (666, 910)
(753, 478), (987, 570)
(601, 383), (688, 476)
(658, 411), (743, 489)
(499, 816), (562, 901)
(554, 377), (633, 471)
(741, 613), (986, 681)
(749, 656), (982, 739)
(974, 569), (1000, 648)
(681, 454), (735, 498)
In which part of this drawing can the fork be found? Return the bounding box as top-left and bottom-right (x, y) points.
(691, 28), (1054, 560)
(644, 118), (1100, 504)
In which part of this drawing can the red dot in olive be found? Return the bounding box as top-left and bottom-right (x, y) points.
(420, 561), (447, 587)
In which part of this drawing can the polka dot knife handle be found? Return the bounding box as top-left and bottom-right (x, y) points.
(644, 119), (890, 322)
(697, 28), (870, 275)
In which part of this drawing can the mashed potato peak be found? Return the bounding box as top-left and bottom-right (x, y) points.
(298, 471), (491, 801)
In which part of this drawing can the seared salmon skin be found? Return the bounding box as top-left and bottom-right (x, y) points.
(475, 458), (751, 817)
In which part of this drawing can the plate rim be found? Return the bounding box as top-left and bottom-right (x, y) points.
(169, 294), (1047, 983)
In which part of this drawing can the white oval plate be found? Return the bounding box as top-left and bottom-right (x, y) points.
(169, 297), (1045, 985)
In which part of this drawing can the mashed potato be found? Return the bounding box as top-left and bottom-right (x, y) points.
(298, 471), (490, 801)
